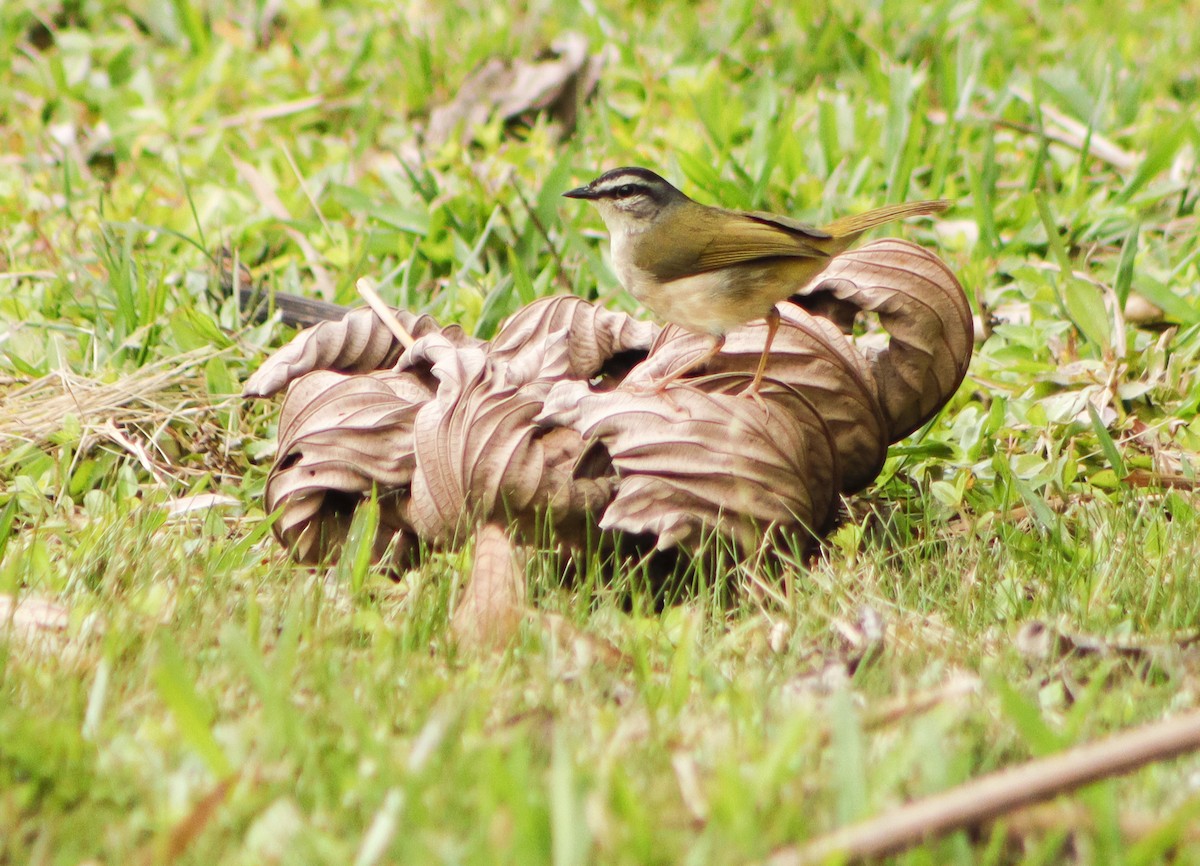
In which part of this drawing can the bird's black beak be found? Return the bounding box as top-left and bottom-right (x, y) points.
(563, 184), (597, 200)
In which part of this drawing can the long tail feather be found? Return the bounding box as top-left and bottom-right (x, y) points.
(821, 199), (951, 239)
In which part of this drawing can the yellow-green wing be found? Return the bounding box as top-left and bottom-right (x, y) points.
(692, 210), (832, 272)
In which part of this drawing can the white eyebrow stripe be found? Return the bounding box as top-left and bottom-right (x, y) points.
(593, 179), (651, 196)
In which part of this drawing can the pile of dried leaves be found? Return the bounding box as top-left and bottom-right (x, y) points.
(245, 240), (972, 593)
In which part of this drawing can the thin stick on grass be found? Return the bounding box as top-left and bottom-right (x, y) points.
(925, 107), (1137, 173)
(768, 708), (1200, 866)
(355, 278), (415, 350)
(1010, 87), (1139, 172)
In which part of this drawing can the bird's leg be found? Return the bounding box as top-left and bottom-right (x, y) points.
(744, 307), (781, 396)
(652, 334), (725, 393)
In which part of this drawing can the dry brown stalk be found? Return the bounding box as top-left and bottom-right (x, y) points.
(184, 95), (325, 138)
(927, 103), (1137, 173)
(1009, 88), (1139, 172)
(139, 775), (238, 866)
(768, 709), (1200, 866)
(356, 278), (415, 349)
(858, 676), (980, 734)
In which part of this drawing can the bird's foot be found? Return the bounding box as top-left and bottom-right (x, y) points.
(736, 378), (769, 412)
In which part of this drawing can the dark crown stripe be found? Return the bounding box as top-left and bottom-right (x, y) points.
(593, 166), (668, 187)
(588, 167), (675, 202)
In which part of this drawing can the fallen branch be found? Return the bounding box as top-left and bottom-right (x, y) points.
(184, 95), (325, 138)
(1124, 469), (1200, 491)
(926, 106), (1138, 173)
(217, 248), (348, 328)
(768, 708), (1200, 865)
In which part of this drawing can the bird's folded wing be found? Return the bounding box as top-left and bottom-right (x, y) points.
(742, 210), (832, 239)
(692, 212), (831, 271)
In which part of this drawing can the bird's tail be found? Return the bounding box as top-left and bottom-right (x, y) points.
(821, 199), (951, 240)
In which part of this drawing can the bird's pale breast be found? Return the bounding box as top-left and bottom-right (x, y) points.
(624, 258), (832, 336)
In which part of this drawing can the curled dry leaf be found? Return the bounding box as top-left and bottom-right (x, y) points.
(487, 294), (659, 384)
(243, 306), (476, 399)
(626, 307), (886, 493)
(794, 239), (974, 440)
(538, 383), (838, 550)
(246, 241), (972, 608)
(254, 296), (650, 564)
(399, 332), (614, 545)
(263, 369), (431, 565)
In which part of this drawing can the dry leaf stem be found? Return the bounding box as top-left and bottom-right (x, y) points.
(140, 775), (238, 865)
(356, 278), (416, 349)
(450, 522), (528, 649)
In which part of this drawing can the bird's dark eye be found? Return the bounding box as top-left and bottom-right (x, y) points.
(617, 184), (639, 197)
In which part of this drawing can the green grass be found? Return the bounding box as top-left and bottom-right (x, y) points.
(5, 0), (1200, 863)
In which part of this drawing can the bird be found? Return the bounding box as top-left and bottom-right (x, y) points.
(564, 166), (950, 393)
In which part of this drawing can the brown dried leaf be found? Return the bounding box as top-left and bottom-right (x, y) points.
(538, 611), (635, 672)
(450, 522), (529, 650)
(1014, 619), (1200, 671)
(165, 493), (240, 518)
(261, 301), (641, 564)
(249, 239), (972, 599)
(628, 305), (888, 493)
(1123, 293), (1166, 326)
(487, 295), (659, 384)
(0, 594), (70, 634)
(426, 33), (604, 145)
(404, 335), (612, 543)
(539, 382), (839, 550)
(243, 306), (476, 398)
(798, 239), (974, 440)
(265, 369), (431, 564)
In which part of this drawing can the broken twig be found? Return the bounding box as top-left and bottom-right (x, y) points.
(356, 278), (415, 350)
